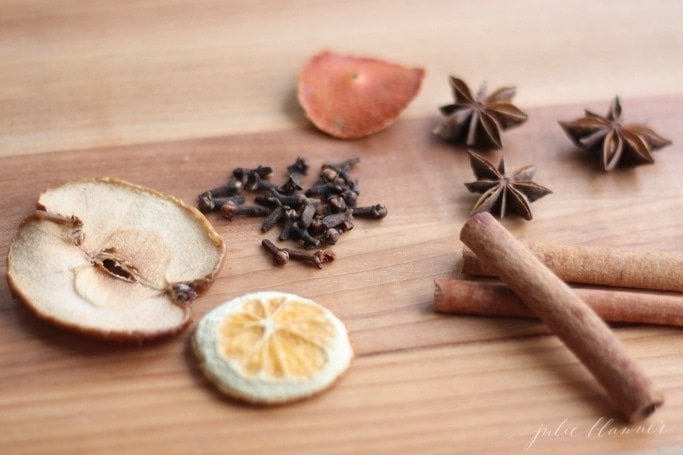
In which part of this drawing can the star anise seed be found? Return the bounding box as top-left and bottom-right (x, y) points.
(464, 151), (552, 220)
(434, 76), (528, 149)
(559, 96), (672, 171)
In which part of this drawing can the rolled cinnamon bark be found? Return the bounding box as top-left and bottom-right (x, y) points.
(434, 278), (683, 327)
(460, 212), (664, 423)
(462, 243), (683, 292)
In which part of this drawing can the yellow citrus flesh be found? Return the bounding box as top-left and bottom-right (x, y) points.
(193, 292), (353, 404)
(219, 296), (334, 379)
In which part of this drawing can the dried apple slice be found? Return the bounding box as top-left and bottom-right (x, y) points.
(298, 50), (425, 139)
(7, 178), (226, 341)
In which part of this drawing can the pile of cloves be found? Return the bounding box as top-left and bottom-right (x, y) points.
(197, 157), (387, 268)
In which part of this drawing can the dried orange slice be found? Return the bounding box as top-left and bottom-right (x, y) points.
(298, 50), (425, 139)
(193, 291), (353, 404)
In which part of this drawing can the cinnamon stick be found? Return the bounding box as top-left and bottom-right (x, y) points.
(460, 212), (664, 423)
(462, 243), (683, 292)
(434, 278), (683, 327)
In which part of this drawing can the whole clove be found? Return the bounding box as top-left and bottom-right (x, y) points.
(305, 182), (344, 197)
(205, 176), (243, 198)
(324, 228), (341, 245)
(278, 208), (299, 241)
(324, 157), (360, 173)
(308, 218), (326, 236)
(261, 239), (334, 269)
(287, 246), (334, 269)
(234, 165), (273, 191)
(299, 201), (317, 227)
(261, 206), (284, 232)
(351, 204), (388, 219)
(280, 157), (309, 195)
(287, 157), (310, 177)
(197, 156), (387, 269)
(269, 189), (307, 208)
(278, 176), (303, 195)
(221, 201), (269, 220)
(322, 210), (353, 231)
(321, 158), (360, 188)
(326, 195), (347, 213)
(314, 203), (332, 218)
(341, 189), (359, 207)
(198, 193), (246, 213)
(291, 222), (321, 248)
(233, 165), (273, 182)
(261, 239), (290, 266)
(254, 195), (280, 207)
(254, 180), (279, 192)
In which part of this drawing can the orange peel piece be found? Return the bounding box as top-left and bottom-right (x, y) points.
(298, 50), (425, 139)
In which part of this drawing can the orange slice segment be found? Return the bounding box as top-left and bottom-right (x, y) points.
(298, 50), (425, 139)
(193, 291), (353, 404)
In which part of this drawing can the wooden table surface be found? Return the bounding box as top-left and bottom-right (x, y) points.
(2, 1), (683, 454)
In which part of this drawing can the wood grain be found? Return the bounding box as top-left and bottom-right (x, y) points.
(1, 97), (682, 454)
(3, 1), (683, 452)
(2, 0), (683, 157)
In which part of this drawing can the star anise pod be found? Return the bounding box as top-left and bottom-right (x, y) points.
(559, 96), (672, 171)
(464, 151), (552, 220)
(434, 76), (528, 149)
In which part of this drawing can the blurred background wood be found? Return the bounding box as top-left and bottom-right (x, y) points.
(1, 1), (683, 454)
(2, 0), (683, 156)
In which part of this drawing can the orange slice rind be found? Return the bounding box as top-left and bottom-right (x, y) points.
(193, 291), (353, 404)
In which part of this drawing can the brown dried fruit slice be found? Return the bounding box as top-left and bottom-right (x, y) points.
(298, 50), (425, 139)
(193, 291), (353, 404)
(7, 178), (226, 341)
